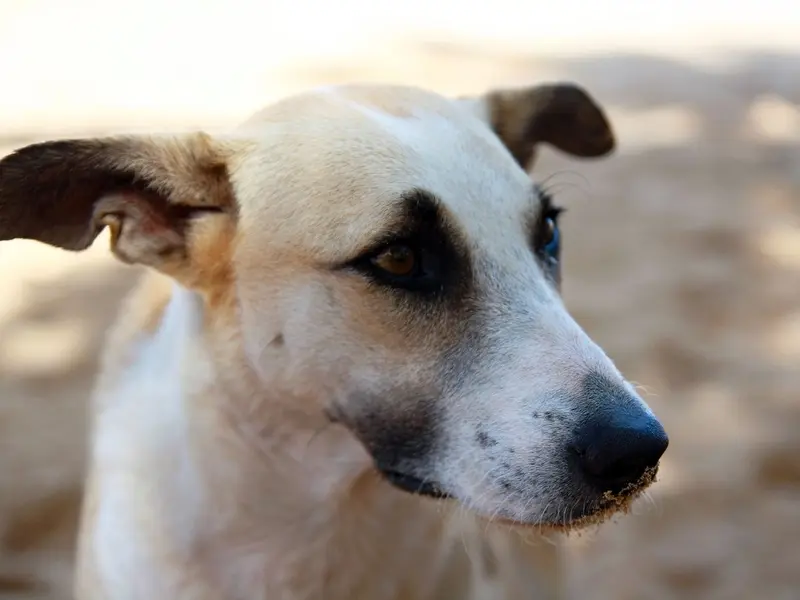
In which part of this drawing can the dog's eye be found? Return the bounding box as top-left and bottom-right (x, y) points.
(351, 239), (445, 294)
(541, 217), (560, 256)
(371, 245), (419, 277)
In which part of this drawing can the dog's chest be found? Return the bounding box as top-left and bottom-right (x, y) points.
(203, 500), (457, 600)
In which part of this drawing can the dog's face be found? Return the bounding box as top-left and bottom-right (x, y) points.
(0, 83), (667, 528)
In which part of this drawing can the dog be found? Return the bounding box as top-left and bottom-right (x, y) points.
(0, 81), (668, 600)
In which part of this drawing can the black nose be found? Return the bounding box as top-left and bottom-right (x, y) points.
(574, 410), (669, 492)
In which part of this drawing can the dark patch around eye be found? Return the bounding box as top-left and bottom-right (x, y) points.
(342, 188), (473, 304)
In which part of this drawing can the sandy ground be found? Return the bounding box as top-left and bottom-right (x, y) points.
(1, 4), (800, 599)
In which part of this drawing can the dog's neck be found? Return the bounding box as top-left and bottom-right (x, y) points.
(82, 284), (456, 600)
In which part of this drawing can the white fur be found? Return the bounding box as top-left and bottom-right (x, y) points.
(90, 286), (207, 597)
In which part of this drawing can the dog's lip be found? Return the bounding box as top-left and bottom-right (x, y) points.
(480, 465), (660, 531)
(378, 468), (452, 500)
(476, 503), (612, 531)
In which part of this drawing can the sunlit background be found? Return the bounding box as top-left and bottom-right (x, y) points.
(1, 1), (799, 598)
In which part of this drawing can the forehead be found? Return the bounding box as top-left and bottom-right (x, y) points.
(230, 85), (538, 261)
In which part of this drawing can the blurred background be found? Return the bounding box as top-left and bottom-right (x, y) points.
(1, 1), (799, 598)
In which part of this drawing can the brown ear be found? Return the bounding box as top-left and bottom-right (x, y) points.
(460, 82), (616, 170)
(0, 133), (235, 269)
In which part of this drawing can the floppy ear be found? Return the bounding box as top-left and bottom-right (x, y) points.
(0, 133), (235, 269)
(459, 82), (616, 170)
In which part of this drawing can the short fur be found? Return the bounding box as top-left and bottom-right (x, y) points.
(0, 82), (665, 600)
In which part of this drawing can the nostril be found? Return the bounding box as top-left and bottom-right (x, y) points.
(578, 443), (657, 492)
(595, 456), (649, 487)
(574, 418), (669, 492)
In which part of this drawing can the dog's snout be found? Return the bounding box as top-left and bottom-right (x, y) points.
(573, 408), (668, 492)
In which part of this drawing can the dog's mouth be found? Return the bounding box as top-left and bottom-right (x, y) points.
(378, 469), (452, 500)
(375, 463), (658, 523)
(551, 464), (660, 533)
(484, 463), (660, 533)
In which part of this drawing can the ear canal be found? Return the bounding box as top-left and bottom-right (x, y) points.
(0, 133), (235, 267)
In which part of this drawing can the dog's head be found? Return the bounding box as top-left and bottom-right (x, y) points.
(0, 82), (667, 528)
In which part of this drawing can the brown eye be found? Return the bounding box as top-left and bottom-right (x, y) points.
(371, 245), (418, 276)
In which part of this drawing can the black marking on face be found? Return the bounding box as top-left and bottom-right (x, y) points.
(360, 406), (437, 465)
(341, 188), (473, 305)
(532, 410), (566, 423)
(346, 391), (448, 498)
(476, 429), (498, 448)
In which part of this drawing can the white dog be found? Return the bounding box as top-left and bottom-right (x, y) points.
(0, 82), (668, 600)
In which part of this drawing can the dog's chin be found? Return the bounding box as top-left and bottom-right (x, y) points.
(375, 463), (659, 531)
(478, 464), (660, 534)
(377, 468), (453, 500)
